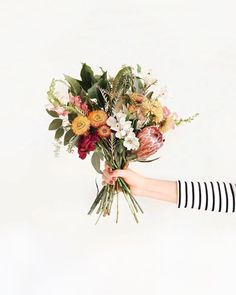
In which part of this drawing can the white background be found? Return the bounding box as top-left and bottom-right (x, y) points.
(1, 0), (236, 294)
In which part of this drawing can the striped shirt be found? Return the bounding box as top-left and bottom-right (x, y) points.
(177, 180), (236, 213)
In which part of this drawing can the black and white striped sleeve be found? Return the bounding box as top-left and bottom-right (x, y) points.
(177, 180), (236, 213)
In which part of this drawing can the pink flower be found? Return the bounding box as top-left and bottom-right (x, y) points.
(135, 126), (164, 159)
(80, 102), (89, 114)
(163, 106), (171, 118)
(69, 95), (89, 114)
(54, 106), (69, 116)
(77, 133), (100, 159)
(69, 95), (82, 106)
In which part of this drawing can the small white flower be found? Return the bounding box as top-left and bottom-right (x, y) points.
(136, 119), (143, 130)
(54, 80), (70, 104)
(107, 111), (134, 139)
(106, 116), (117, 127)
(124, 132), (140, 150)
(140, 69), (157, 86)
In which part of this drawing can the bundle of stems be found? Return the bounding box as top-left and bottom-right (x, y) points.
(87, 134), (143, 223)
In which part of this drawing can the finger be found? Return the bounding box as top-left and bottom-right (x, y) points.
(111, 169), (127, 178)
(123, 161), (129, 169)
(102, 175), (112, 184)
(105, 163), (112, 173)
(103, 170), (114, 181)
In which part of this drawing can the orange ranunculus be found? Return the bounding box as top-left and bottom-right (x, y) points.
(88, 110), (108, 128)
(98, 125), (111, 138)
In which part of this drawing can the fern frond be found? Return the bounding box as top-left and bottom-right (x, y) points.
(175, 113), (199, 126)
(97, 86), (111, 112)
(47, 79), (61, 107)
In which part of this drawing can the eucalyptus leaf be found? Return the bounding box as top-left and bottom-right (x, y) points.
(48, 119), (62, 130)
(64, 129), (75, 145)
(46, 109), (59, 118)
(55, 127), (64, 139)
(91, 151), (104, 174)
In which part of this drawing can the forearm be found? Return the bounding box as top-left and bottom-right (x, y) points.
(139, 178), (236, 213)
(140, 177), (178, 204)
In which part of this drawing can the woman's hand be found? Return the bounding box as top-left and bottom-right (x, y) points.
(102, 163), (178, 203)
(102, 163), (146, 196)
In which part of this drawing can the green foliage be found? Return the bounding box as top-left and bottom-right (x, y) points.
(112, 66), (133, 97)
(64, 75), (81, 96)
(46, 109), (59, 117)
(91, 151), (104, 174)
(137, 64), (142, 73)
(80, 63), (96, 91)
(68, 113), (77, 123)
(146, 91), (153, 98)
(64, 129), (75, 145)
(55, 127), (64, 139)
(87, 71), (110, 108)
(137, 156), (160, 163)
(175, 113), (199, 126)
(67, 136), (79, 153)
(133, 76), (144, 94)
(48, 119), (62, 130)
(47, 79), (61, 107)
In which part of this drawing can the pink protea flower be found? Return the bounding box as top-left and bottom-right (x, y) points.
(135, 126), (164, 160)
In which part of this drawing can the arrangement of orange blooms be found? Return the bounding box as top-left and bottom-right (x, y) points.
(46, 64), (198, 223)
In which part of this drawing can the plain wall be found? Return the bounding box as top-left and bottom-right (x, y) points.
(0, 0), (236, 294)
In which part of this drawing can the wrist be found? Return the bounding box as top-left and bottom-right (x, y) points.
(142, 177), (178, 203)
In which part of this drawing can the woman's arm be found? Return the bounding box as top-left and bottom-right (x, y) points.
(102, 165), (236, 213)
(102, 164), (177, 203)
(177, 180), (236, 212)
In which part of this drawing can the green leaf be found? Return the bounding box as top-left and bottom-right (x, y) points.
(46, 109), (59, 117)
(91, 151), (104, 174)
(64, 129), (75, 145)
(64, 75), (81, 95)
(137, 156), (160, 163)
(146, 91), (153, 99)
(48, 119), (62, 130)
(80, 63), (95, 91)
(87, 72), (109, 108)
(87, 84), (97, 98)
(68, 113), (77, 123)
(133, 76), (144, 94)
(55, 127), (64, 139)
(137, 64), (142, 73)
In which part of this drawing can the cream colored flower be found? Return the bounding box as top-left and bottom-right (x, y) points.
(141, 98), (164, 123)
(159, 116), (175, 133)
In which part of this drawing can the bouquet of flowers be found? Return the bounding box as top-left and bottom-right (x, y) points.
(46, 64), (197, 223)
